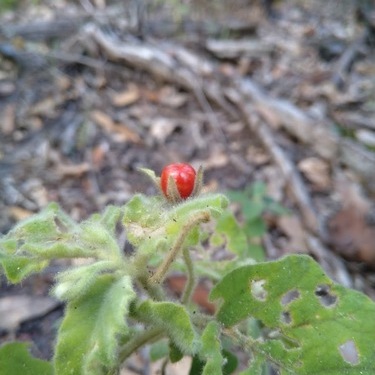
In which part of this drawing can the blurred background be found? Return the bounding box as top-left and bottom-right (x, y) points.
(0, 0), (374, 373)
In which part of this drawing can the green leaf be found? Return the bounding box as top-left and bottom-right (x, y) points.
(0, 204), (124, 283)
(54, 274), (135, 375)
(98, 205), (123, 233)
(244, 217), (266, 238)
(0, 342), (52, 375)
(214, 211), (248, 256)
(149, 339), (169, 362)
(150, 339), (169, 362)
(0, 255), (49, 283)
(247, 243), (265, 262)
(222, 349), (238, 375)
(52, 260), (118, 301)
(169, 341), (184, 363)
(242, 201), (265, 223)
(200, 321), (224, 375)
(123, 193), (228, 270)
(136, 300), (197, 354)
(239, 354), (267, 375)
(210, 254), (375, 374)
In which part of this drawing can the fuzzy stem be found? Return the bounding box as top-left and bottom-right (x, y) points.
(138, 274), (165, 301)
(150, 210), (210, 285)
(181, 246), (196, 305)
(119, 327), (164, 363)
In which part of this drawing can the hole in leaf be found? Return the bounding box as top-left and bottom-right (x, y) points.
(281, 311), (292, 324)
(250, 279), (267, 301)
(339, 340), (359, 365)
(315, 284), (337, 307)
(281, 289), (300, 306)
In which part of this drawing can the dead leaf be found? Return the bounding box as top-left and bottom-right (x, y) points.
(277, 215), (308, 253)
(111, 83), (140, 107)
(91, 143), (109, 170)
(328, 177), (375, 266)
(158, 86), (188, 108)
(8, 206), (34, 221)
(298, 157), (331, 190)
(0, 295), (59, 331)
(28, 97), (58, 117)
(90, 110), (141, 143)
(0, 104), (16, 135)
(247, 144), (271, 166)
(149, 117), (178, 142)
(57, 162), (91, 177)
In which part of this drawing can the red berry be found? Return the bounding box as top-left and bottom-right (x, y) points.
(161, 163), (196, 200)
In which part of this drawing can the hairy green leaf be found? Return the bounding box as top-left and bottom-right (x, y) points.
(54, 274), (135, 375)
(210, 254), (375, 374)
(52, 260), (118, 301)
(123, 193), (229, 275)
(200, 321), (224, 375)
(0, 342), (52, 375)
(0, 204), (123, 283)
(136, 300), (197, 354)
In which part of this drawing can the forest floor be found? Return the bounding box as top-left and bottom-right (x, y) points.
(0, 0), (375, 373)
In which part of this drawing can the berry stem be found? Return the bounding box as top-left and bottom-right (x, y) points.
(149, 210), (211, 285)
(181, 246), (196, 305)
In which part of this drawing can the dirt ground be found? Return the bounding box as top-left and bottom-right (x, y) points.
(0, 0), (375, 372)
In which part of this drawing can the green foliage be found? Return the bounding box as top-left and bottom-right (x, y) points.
(0, 204), (123, 283)
(228, 182), (287, 230)
(200, 321), (224, 375)
(54, 274), (135, 375)
(219, 182), (288, 262)
(1, 175), (375, 375)
(136, 300), (197, 354)
(210, 254), (375, 374)
(0, 342), (53, 375)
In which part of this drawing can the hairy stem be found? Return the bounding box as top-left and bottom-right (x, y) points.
(150, 211), (210, 285)
(181, 246), (195, 305)
(138, 274), (165, 301)
(119, 327), (164, 363)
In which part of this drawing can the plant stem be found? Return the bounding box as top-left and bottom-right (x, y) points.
(119, 327), (164, 363)
(138, 274), (165, 301)
(150, 211), (210, 285)
(181, 246), (195, 305)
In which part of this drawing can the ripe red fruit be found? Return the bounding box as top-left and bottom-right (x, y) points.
(161, 163), (196, 200)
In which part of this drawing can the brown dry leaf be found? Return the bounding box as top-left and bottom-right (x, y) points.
(149, 117), (178, 142)
(111, 83), (140, 107)
(28, 97), (58, 117)
(277, 215), (308, 253)
(158, 86), (188, 108)
(200, 146), (229, 169)
(298, 157), (331, 190)
(0, 295), (59, 331)
(57, 162), (91, 177)
(8, 206), (34, 221)
(328, 178), (375, 266)
(0, 104), (16, 135)
(91, 143), (109, 170)
(90, 110), (141, 143)
(247, 144), (270, 166)
(55, 75), (71, 91)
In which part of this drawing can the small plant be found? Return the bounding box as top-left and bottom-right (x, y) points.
(1, 165), (375, 375)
